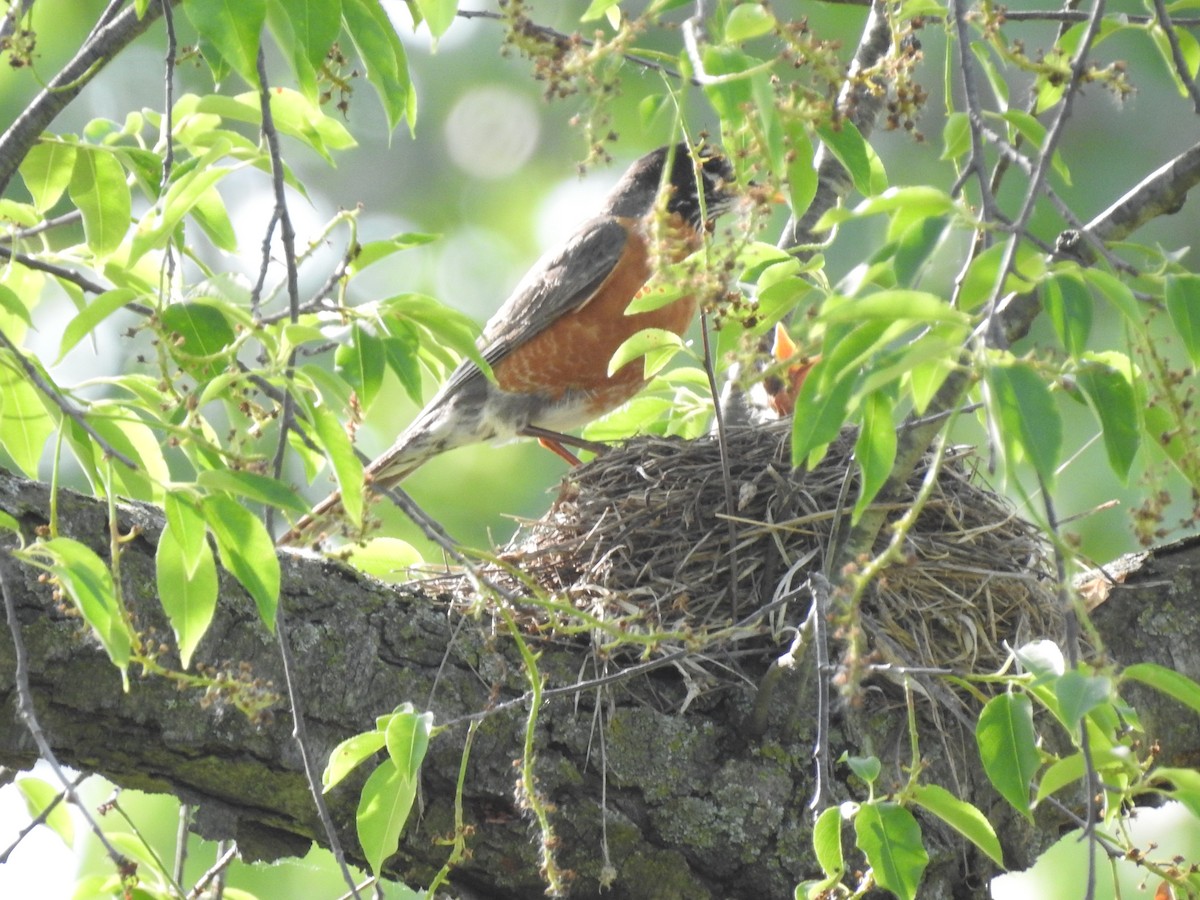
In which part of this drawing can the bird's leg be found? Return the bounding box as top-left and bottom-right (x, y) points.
(519, 424), (610, 466)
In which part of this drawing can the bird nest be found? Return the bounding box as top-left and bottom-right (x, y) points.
(456, 421), (1061, 681)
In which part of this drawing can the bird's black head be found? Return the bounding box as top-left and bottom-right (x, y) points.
(608, 142), (736, 228)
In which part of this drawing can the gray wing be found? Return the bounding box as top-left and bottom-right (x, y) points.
(439, 216), (630, 397)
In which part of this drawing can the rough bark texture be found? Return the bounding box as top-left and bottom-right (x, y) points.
(0, 466), (1196, 899)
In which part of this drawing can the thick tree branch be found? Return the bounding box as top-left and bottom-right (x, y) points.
(0, 466), (1066, 900)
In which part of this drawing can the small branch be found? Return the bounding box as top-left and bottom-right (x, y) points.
(981, 0), (1109, 344)
(1001, 8), (1200, 25)
(0, 1), (171, 195)
(777, 0), (895, 251)
(1151, 0), (1200, 111)
(185, 841), (238, 900)
(1083, 139), (1200, 246)
(456, 8), (691, 84)
(699, 307), (740, 620)
(948, 0), (1000, 222)
(0, 246), (110, 296)
(255, 47), (361, 900)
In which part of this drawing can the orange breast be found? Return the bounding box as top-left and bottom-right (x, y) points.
(493, 218), (700, 417)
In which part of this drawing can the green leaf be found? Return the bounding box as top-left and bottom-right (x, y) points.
(0, 370), (52, 478)
(0, 508), (19, 534)
(853, 803), (928, 900)
(1035, 747), (1136, 804)
(189, 185), (238, 251)
(986, 361), (1062, 489)
(976, 692), (1040, 821)
(892, 216), (948, 288)
(816, 120), (877, 197)
(1123, 663), (1200, 716)
(581, 0), (620, 20)
(197, 469), (310, 513)
(336, 325), (386, 410)
(0, 284), (32, 328)
(69, 147), (131, 257)
(844, 754), (882, 784)
(379, 293), (487, 375)
(1015, 639), (1066, 679)
(853, 390), (897, 522)
(958, 242), (1043, 310)
(164, 490), (208, 577)
(1082, 268), (1142, 326)
(159, 302), (237, 380)
(725, 3), (775, 41)
(20, 141), (77, 212)
(910, 783), (1003, 866)
(413, 0), (457, 38)
(348, 234), (441, 275)
(16, 777), (74, 848)
(812, 806), (844, 882)
(340, 538), (424, 582)
(323, 730), (387, 792)
(970, 41), (1010, 106)
(940, 111), (970, 161)
(1042, 274), (1092, 357)
(607, 328), (685, 378)
(201, 494), (280, 629)
(156, 521), (218, 669)
(342, 0), (418, 134)
(996, 109), (1071, 184)
(269, 0), (342, 100)
(385, 707), (434, 781)
(785, 123), (817, 219)
(701, 46), (758, 132)
(381, 328), (423, 405)
(819, 290), (968, 325)
(27, 537), (133, 675)
(1149, 768), (1200, 820)
(1166, 274), (1200, 367)
(357, 758), (417, 875)
(190, 94), (355, 163)
(304, 398), (365, 529)
(791, 360), (859, 466)
(1074, 358), (1140, 482)
(130, 139), (238, 261)
(183, 0), (266, 87)
(57, 289), (141, 364)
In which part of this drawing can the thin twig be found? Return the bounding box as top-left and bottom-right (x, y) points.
(1001, 8), (1200, 25)
(456, 8), (691, 84)
(981, 0), (1109, 345)
(254, 46), (361, 900)
(1151, 0), (1200, 112)
(699, 307), (740, 620)
(948, 0), (1000, 222)
(0, 246), (110, 295)
(0, 771), (87, 864)
(0, 552), (129, 870)
(1039, 482), (1099, 900)
(157, 0), (178, 300)
(185, 841), (238, 900)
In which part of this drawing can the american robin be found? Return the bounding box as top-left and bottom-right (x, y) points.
(280, 142), (737, 545)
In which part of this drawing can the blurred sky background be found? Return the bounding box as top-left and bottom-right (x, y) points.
(2, 0), (1200, 894)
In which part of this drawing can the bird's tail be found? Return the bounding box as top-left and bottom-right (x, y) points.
(276, 394), (480, 547)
